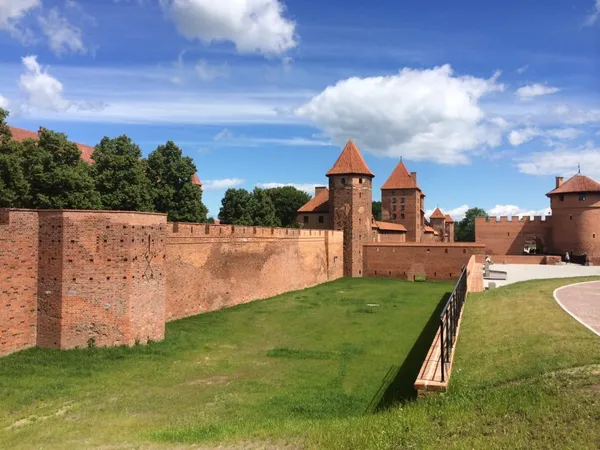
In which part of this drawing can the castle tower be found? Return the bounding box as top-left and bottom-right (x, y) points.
(327, 140), (374, 277)
(430, 207), (446, 241)
(547, 174), (600, 263)
(445, 215), (455, 243)
(381, 161), (424, 242)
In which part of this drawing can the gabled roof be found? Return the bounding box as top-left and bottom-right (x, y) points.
(381, 161), (420, 190)
(191, 173), (202, 186)
(430, 207), (446, 219)
(373, 221), (407, 232)
(546, 174), (600, 196)
(10, 126), (95, 164)
(297, 188), (330, 213)
(326, 140), (374, 177)
(424, 226), (436, 233)
(445, 214), (455, 223)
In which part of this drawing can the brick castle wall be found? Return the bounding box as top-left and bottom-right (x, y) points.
(363, 242), (486, 281)
(475, 216), (553, 255)
(0, 210), (39, 356)
(165, 224), (343, 321)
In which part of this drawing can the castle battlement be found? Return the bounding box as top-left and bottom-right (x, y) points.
(481, 215), (552, 223)
(168, 223), (335, 238)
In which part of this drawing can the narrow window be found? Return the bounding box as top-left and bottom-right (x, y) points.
(401, 214), (405, 219)
(392, 205), (397, 211)
(400, 197), (405, 204)
(303, 216), (309, 224)
(318, 216), (324, 224)
(579, 193), (586, 201)
(401, 205), (405, 211)
(341, 177), (346, 185)
(570, 214), (573, 220)
(559, 195), (565, 202)
(359, 178), (363, 184)
(392, 197), (397, 203)
(392, 213), (397, 220)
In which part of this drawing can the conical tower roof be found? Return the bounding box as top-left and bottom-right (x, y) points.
(430, 207), (446, 219)
(326, 140), (374, 177)
(546, 174), (600, 196)
(381, 160), (420, 190)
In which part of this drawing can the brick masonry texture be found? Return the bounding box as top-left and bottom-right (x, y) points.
(475, 216), (553, 255)
(0, 210), (39, 356)
(0, 209), (343, 357)
(166, 224), (343, 321)
(363, 243), (486, 281)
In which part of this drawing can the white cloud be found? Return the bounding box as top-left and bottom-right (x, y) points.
(584, 0), (600, 26)
(195, 59), (229, 81)
(203, 178), (245, 190)
(296, 65), (505, 165)
(516, 83), (560, 99)
(0, 95), (9, 109)
(161, 0), (297, 57)
(256, 182), (320, 194)
(545, 128), (583, 140)
(19, 55), (71, 111)
(38, 8), (86, 55)
(509, 127), (540, 146)
(213, 128), (231, 141)
(552, 105), (600, 125)
(0, 0), (40, 41)
(516, 64), (529, 74)
(517, 146), (600, 179)
(487, 205), (551, 218)
(509, 126), (584, 146)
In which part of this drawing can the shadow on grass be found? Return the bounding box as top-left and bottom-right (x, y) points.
(366, 292), (451, 412)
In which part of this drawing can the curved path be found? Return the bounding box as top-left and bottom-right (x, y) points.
(554, 281), (600, 337)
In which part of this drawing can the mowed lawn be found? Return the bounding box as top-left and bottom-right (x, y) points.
(0, 278), (451, 449)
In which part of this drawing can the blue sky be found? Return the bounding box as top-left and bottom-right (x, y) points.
(1, 0), (599, 219)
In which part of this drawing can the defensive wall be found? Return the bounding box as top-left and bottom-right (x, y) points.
(362, 242), (486, 281)
(475, 216), (552, 256)
(0, 209), (343, 357)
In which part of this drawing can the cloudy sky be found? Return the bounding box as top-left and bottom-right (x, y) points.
(1, 0), (599, 219)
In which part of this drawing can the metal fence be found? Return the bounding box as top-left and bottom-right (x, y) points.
(439, 265), (468, 382)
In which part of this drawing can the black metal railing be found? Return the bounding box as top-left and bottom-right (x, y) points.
(439, 266), (468, 382)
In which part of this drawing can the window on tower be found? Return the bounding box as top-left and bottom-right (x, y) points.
(392, 205), (396, 211)
(303, 216), (309, 224)
(559, 195), (565, 202)
(579, 193), (586, 201)
(392, 197), (397, 203)
(341, 177), (346, 185)
(401, 205), (405, 211)
(359, 178), (363, 184)
(400, 197), (405, 203)
(392, 214), (397, 220)
(318, 216), (324, 223)
(401, 214), (405, 220)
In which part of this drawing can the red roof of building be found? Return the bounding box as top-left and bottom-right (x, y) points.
(297, 187), (330, 213)
(424, 225), (435, 233)
(326, 140), (374, 177)
(430, 207), (446, 219)
(10, 126), (95, 164)
(546, 174), (600, 196)
(9, 125), (203, 187)
(374, 221), (407, 232)
(445, 214), (455, 223)
(381, 161), (420, 190)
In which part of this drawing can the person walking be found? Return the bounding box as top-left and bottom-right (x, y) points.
(565, 251), (570, 264)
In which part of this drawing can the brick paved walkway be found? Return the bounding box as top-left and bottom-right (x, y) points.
(554, 281), (600, 337)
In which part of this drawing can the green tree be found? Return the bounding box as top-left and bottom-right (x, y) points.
(265, 186), (311, 227)
(0, 109), (30, 207)
(146, 141), (208, 222)
(249, 187), (280, 227)
(91, 135), (153, 211)
(455, 207), (488, 242)
(20, 128), (101, 209)
(218, 188), (254, 225)
(372, 200), (382, 221)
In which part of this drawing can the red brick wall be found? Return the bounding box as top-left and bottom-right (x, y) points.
(382, 188), (421, 242)
(375, 231), (406, 243)
(0, 210), (39, 357)
(363, 243), (486, 281)
(165, 224), (343, 321)
(475, 216), (553, 255)
(37, 211), (167, 349)
(475, 254), (562, 265)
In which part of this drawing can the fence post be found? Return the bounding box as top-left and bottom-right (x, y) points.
(440, 316), (445, 382)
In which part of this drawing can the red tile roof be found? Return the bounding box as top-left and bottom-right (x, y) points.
(424, 225), (435, 233)
(297, 187), (330, 213)
(374, 221), (407, 232)
(546, 174), (600, 196)
(445, 214), (454, 223)
(381, 161), (420, 190)
(9, 126), (95, 164)
(326, 140), (374, 177)
(9, 125), (203, 187)
(430, 207), (446, 219)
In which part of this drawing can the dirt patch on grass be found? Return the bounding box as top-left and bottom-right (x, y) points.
(187, 376), (235, 386)
(6, 403), (74, 430)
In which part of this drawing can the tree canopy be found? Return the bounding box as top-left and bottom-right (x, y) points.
(0, 109), (29, 207)
(264, 186), (311, 227)
(372, 201), (382, 221)
(454, 207), (488, 242)
(219, 187), (284, 227)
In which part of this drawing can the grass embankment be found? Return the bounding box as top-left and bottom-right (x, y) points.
(0, 278), (450, 449)
(312, 276), (600, 449)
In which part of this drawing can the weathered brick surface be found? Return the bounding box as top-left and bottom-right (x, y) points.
(475, 216), (553, 255)
(165, 224), (343, 321)
(363, 243), (486, 281)
(0, 210), (39, 356)
(381, 187), (423, 242)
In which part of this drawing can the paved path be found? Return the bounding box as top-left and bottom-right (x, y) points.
(484, 264), (600, 289)
(554, 281), (600, 337)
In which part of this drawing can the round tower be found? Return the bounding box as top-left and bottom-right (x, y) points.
(547, 174), (600, 264)
(327, 140), (374, 277)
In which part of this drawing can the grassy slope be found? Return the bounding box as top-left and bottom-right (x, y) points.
(310, 276), (600, 449)
(0, 278), (451, 449)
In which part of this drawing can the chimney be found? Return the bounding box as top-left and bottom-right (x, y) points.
(410, 172), (417, 184)
(315, 186), (327, 197)
(555, 177), (564, 189)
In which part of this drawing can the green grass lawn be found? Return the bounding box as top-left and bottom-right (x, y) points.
(0, 278), (451, 449)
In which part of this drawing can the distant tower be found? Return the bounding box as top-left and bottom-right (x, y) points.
(429, 208), (446, 241)
(327, 140), (374, 277)
(444, 215), (455, 243)
(381, 161), (424, 242)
